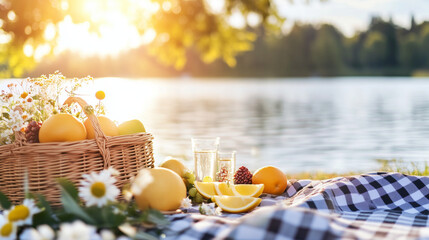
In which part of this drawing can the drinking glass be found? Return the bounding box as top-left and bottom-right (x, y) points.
(192, 137), (220, 182)
(217, 151), (236, 182)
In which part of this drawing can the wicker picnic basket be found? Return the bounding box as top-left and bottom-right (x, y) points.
(0, 96), (154, 205)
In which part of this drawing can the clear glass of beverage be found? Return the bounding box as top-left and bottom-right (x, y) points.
(217, 151), (236, 182)
(192, 137), (220, 182)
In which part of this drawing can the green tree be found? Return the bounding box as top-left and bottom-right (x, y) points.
(0, 0), (284, 77)
(360, 31), (388, 68)
(399, 34), (421, 69)
(420, 25), (429, 68)
(281, 24), (316, 76)
(311, 24), (344, 76)
(368, 17), (398, 66)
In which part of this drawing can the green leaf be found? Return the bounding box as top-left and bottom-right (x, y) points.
(101, 206), (126, 228)
(0, 191), (11, 209)
(32, 194), (59, 226)
(145, 209), (169, 228)
(133, 231), (160, 240)
(60, 186), (95, 224)
(57, 178), (79, 202)
(119, 224), (159, 240)
(83, 205), (126, 228)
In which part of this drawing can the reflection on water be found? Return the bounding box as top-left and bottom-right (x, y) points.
(4, 77), (429, 173)
(92, 77), (429, 173)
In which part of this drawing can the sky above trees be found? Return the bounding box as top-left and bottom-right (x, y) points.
(277, 0), (429, 36)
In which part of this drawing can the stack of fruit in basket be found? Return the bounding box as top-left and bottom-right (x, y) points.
(26, 91), (147, 143)
(132, 157), (289, 214)
(0, 73), (147, 145)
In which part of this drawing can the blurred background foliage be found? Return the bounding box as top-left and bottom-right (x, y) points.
(0, 0), (283, 77)
(0, 0), (428, 77)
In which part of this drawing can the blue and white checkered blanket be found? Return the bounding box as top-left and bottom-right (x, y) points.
(165, 172), (429, 239)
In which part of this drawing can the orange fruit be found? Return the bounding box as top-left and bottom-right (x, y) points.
(84, 116), (119, 139)
(132, 168), (187, 211)
(39, 114), (87, 142)
(252, 166), (287, 195)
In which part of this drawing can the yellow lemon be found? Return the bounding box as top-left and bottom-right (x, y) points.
(84, 116), (119, 139)
(159, 157), (188, 178)
(39, 114), (86, 142)
(132, 168), (186, 211)
(214, 182), (234, 196)
(231, 184), (264, 198)
(118, 119), (146, 135)
(194, 182), (216, 199)
(213, 196), (261, 213)
(214, 183), (264, 197)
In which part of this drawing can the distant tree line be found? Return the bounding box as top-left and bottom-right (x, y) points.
(32, 16), (429, 77)
(209, 16), (429, 77)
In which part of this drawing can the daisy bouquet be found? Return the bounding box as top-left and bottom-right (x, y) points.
(0, 71), (95, 145)
(0, 169), (168, 240)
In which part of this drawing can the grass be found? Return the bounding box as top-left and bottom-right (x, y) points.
(286, 159), (429, 180)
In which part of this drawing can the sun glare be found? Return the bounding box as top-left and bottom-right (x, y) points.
(55, 0), (158, 57)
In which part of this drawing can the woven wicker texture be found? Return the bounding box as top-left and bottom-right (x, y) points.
(0, 97), (154, 205)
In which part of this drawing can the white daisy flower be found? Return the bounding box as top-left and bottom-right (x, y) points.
(58, 220), (97, 240)
(20, 224), (55, 240)
(199, 203), (221, 216)
(180, 197), (192, 209)
(107, 167), (120, 177)
(0, 214), (17, 240)
(130, 169), (154, 196)
(79, 170), (120, 207)
(215, 207), (223, 216)
(5, 199), (42, 226)
(100, 229), (115, 240)
(117, 237), (131, 240)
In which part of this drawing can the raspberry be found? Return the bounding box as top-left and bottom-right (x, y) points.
(233, 166), (253, 184)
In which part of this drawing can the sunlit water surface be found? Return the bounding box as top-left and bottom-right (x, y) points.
(5, 77), (429, 173)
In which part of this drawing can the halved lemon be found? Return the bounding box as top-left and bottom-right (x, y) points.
(231, 184), (264, 197)
(213, 196), (262, 213)
(214, 182), (234, 196)
(194, 181), (216, 199)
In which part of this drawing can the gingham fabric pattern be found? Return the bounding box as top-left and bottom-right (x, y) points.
(165, 172), (429, 239)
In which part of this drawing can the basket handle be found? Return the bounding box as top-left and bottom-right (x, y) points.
(63, 96), (111, 168)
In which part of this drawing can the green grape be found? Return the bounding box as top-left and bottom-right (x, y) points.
(184, 171), (196, 185)
(188, 188), (197, 198)
(195, 192), (203, 203)
(187, 173), (195, 185)
(183, 171), (192, 179)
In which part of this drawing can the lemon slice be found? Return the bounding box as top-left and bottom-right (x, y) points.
(214, 182), (234, 196)
(231, 184), (264, 198)
(213, 196), (262, 213)
(194, 182), (216, 199)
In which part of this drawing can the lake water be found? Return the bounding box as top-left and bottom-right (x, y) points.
(91, 77), (429, 173)
(4, 77), (429, 173)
